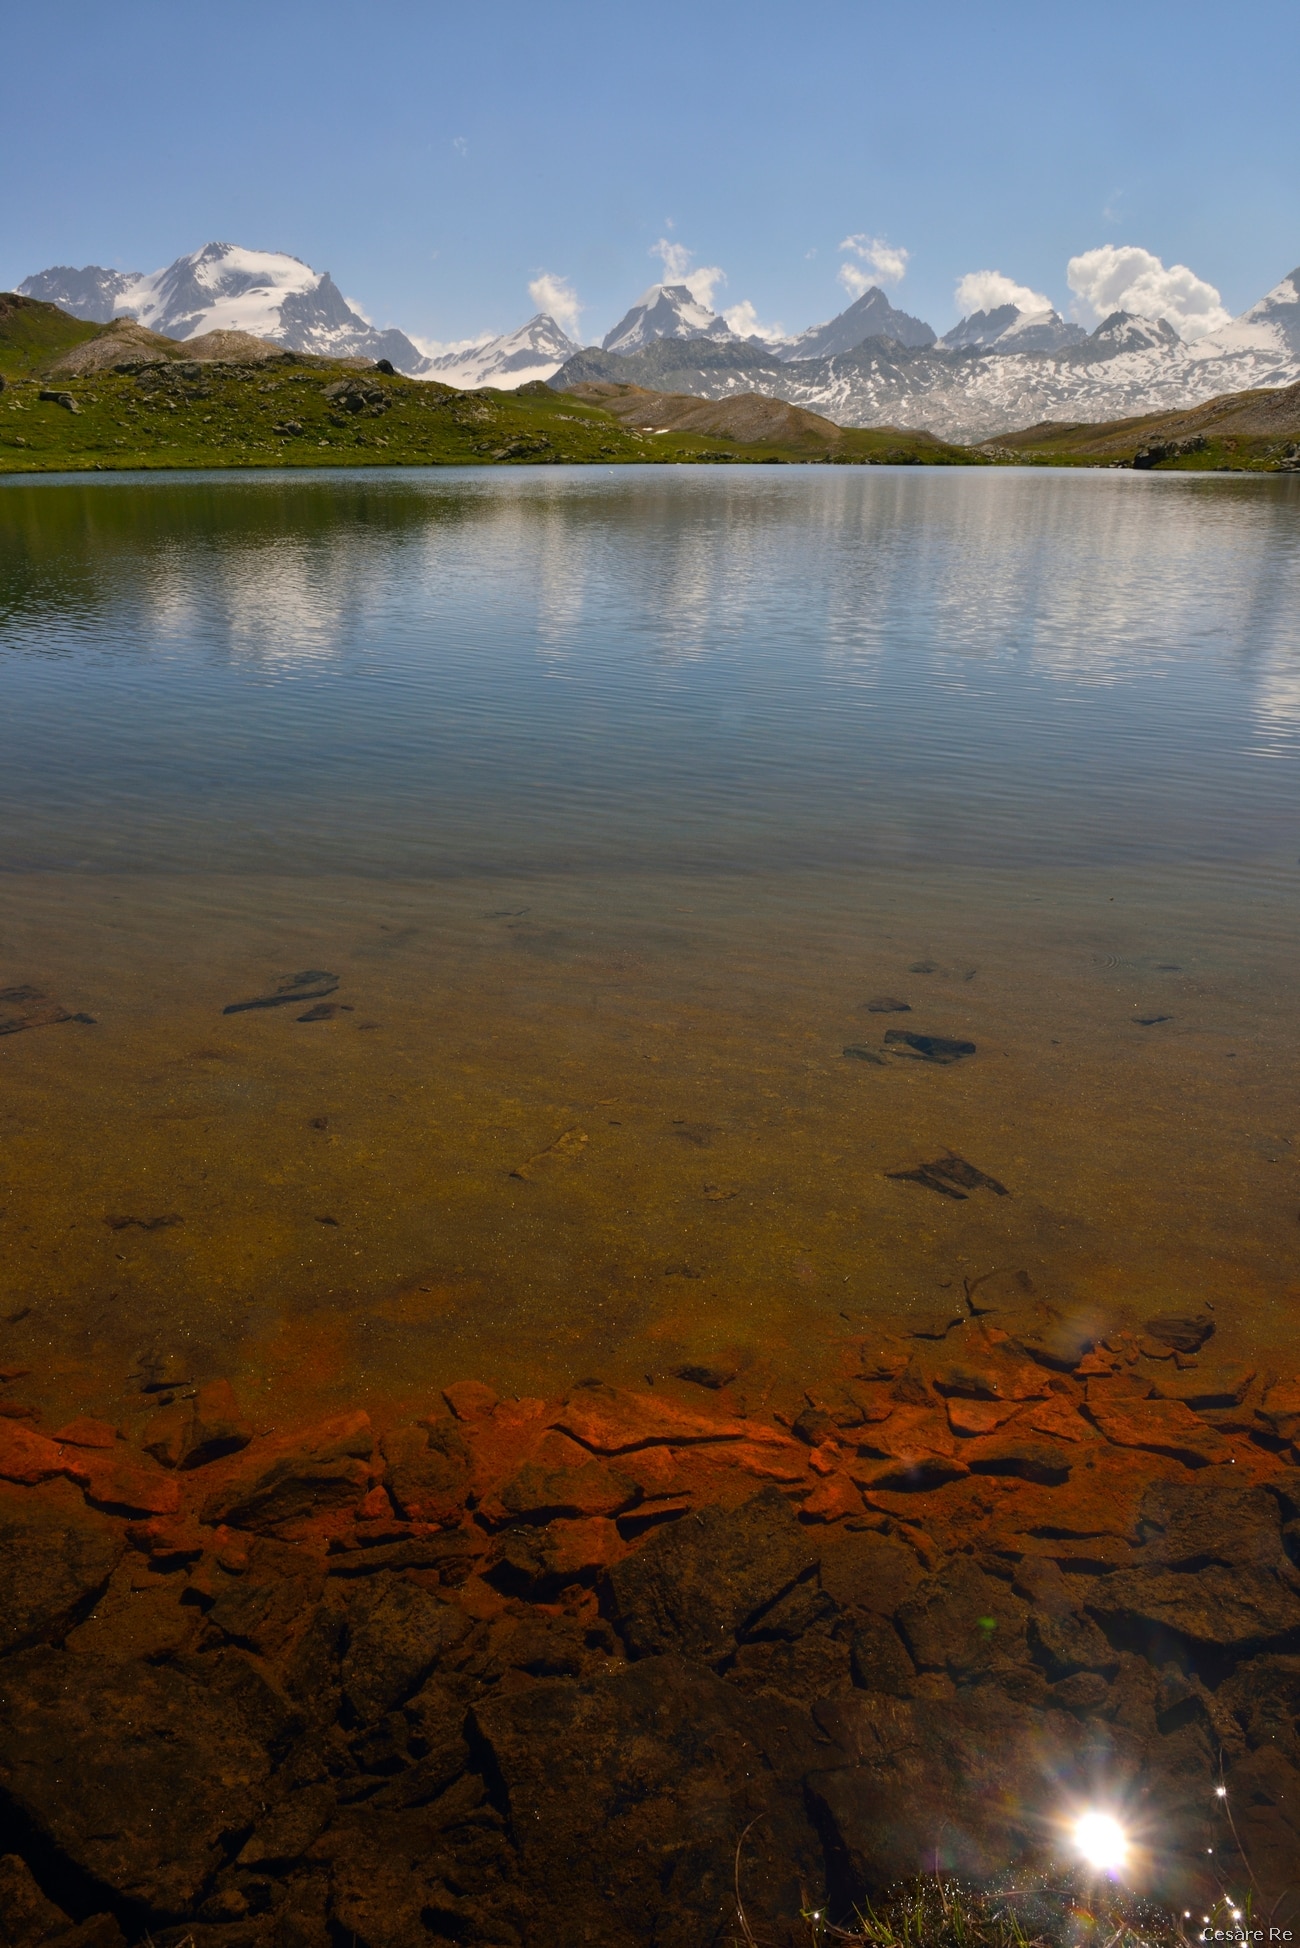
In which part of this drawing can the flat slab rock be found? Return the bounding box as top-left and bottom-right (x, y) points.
(606, 1486), (819, 1661)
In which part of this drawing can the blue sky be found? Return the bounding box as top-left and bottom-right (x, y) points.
(2, 0), (1297, 347)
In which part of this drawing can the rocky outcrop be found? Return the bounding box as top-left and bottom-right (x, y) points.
(0, 1314), (1298, 1944)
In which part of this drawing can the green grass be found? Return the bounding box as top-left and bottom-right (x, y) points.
(982, 418), (1300, 473)
(737, 1873), (1206, 1948)
(0, 292), (102, 380)
(0, 344), (982, 475)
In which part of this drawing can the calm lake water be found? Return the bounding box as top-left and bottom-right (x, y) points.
(1, 465), (1298, 1422)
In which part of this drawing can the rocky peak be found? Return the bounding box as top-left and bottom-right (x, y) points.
(601, 283), (734, 355)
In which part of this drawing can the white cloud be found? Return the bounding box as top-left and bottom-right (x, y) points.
(528, 271), (582, 336)
(838, 234), (908, 296)
(954, 269), (1052, 317)
(651, 237), (725, 310)
(1066, 244), (1231, 341)
(722, 299), (785, 342)
(408, 330), (496, 359)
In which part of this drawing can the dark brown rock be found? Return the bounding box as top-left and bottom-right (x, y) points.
(1090, 1564), (1300, 1651)
(0, 1852), (74, 1948)
(1144, 1312), (1215, 1353)
(236, 1782), (337, 1867)
(849, 1615), (916, 1694)
(471, 1654), (825, 1947)
(144, 1381), (252, 1471)
(202, 1456), (370, 1533)
(1220, 1651), (1300, 1767)
(0, 1649), (271, 1916)
(816, 1529), (925, 1619)
(1138, 1475), (1290, 1571)
(895, 1557), (1031, 1682)
(341, 1578), (470, 1725)
(489, 1456), (636, 1522)
(1220, 1746), (1300, 1928)
(0, 1482), (123, 1655)
(806, 1689), (1088, 1893)
(378, 1420), (469, 1524)
(319, 1798), (513, 1948)
(605, 1488), (818, 1663)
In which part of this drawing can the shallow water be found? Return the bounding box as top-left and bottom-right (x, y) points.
(1, 465), (1298, 1423)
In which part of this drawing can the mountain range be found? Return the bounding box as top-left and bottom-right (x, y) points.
(18, 242), (1300, 441)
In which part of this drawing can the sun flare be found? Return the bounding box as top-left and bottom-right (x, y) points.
(1073, 1811), (1129, 1873)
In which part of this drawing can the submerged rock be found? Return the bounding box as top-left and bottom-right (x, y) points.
(0, 1649), (271, 1916)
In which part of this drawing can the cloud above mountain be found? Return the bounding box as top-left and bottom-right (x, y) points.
(838, 235), (909, 296)
(1066, 245), (1231, 341)
(954, 269), (1052, 315)
(720, 299), (786, 343)
(528, 271), (582, 336)
(651, 238), (725, 311)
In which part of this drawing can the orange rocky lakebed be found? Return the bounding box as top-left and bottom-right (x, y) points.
(1, 1309), (1299, 1947)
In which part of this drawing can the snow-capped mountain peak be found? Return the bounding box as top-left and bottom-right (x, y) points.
(1192, 266), (1300, 360)
(601, 283), (734, 355)
(939, 304), (1085, 353)
(423, 314), (581, 389)
(19, 242), (429, 374)
(1086, 310), (1181, 354)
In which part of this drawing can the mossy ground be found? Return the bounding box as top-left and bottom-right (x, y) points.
(754, 1873), (1216, 1948)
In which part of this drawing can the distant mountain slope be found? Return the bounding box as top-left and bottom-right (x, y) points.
(19, 244), (428, 375)
(424, 314), (580, 389)
(552, 273), (1300, 441)
(17, 265), (141, 323)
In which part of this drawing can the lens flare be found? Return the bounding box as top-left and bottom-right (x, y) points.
(1073, 1811), (1128, 1873)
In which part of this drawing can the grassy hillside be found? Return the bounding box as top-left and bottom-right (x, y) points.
(0, 292), (102, 379)
(0, 352), (983, 473)
(983, 378), (1300, 471)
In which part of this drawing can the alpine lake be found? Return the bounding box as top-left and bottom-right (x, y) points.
(2, 463), (1298, 1428)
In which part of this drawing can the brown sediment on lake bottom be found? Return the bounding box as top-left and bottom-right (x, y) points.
(1, 1296), (1298, 1947)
